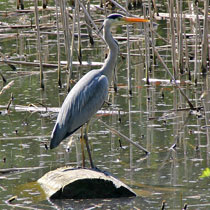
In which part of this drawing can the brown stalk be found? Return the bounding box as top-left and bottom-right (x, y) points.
(55, 0), (62, 88)
(34, 0), (44, 89)
(201, 0), (209, 74)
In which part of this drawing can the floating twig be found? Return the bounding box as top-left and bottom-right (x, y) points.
(6, 195), (17, 204)
(161, 200), (166, 210)
(182, 203), (188, 210)
(0, 80), (14, 95)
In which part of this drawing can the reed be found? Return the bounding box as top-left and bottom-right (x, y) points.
(168, 0), (177, 78)
(78, 0), (102, 40)
(177, 0), (184, 74)
(84, 0), (94, 45)
(201, 0), (209, 74)
(183, 17), (190, 80)
(76, 0), (82, 64)
(148, 0), (156, 72)
(67, 5), (76, 92)
(109, 0), (127, 13)
(42, 0), (48, 9)
(126, 0), (132, 95)
(17, 0), (24, 10)
(60, 0), (72, 91)
(55, 0), (62, 88)
(34, 0), (44, 89)
(194, 0), (199, 85)
(143, 4), (150, 85)
(100, 0), (103, 8)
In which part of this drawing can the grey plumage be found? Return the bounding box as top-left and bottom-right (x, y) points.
(50, 71), (108, 149)
(50, 14), (148, 152)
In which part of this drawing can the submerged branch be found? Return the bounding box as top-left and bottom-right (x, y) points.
(154, 48), (194, 110)
(0, 166), (44, 175)
(98, 119), (149, 154)
(0, 59), (103, 68)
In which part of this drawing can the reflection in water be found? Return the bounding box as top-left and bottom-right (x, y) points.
(49, 197), (140, 209)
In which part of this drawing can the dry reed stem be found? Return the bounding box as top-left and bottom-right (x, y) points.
(6, 93), (13, 111)
(148, 0), (156, 72)
(78, 0), (104, 42)
(194, 1), (199, 85)
(168, 0), (177, 78)
(201, 0), (209, 74)
(109, 0), (128, 14)
(84, 0), (94, 45)
(182, 17), (190, 79)
(76, 0), (82, 63)
(143, 4), (150, 85)
(60, 0), (72, 91)
(67, 5), (76, 92)
(34, 0), (44, 89)
(42, 0), (48, 9)
(17, 0), (24, 10)
(55, 0), (62, 88)
(126, 0), (132, 95)
(177, 0), (184, 74)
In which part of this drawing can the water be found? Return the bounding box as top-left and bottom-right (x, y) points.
(0, 1), (210, 209)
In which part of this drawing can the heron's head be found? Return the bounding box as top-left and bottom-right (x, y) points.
(106, 13), (149, 26)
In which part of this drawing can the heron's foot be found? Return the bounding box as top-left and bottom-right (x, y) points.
(104, 100), (112, 106)
(90, 166), (111, 176)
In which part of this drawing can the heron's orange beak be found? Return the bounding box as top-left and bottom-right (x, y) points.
(122, 17), (149, 23)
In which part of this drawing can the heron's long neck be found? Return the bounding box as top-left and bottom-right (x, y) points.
(100, 22), (119, 84)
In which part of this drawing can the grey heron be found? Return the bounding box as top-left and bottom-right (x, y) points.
(50, 14), (149, 168)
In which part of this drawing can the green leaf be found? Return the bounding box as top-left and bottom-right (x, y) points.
(200, 168), (210, 178)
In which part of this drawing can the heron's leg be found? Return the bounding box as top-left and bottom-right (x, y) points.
(84, 121), (95, 169)
(80, 126), (85, 168)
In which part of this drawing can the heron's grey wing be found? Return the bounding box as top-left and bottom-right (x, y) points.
(50, 73), (108, 149)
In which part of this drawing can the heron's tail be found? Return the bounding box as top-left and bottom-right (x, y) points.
(50, 123), (64, 149)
